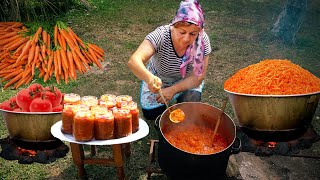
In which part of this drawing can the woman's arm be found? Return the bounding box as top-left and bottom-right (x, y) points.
(127, 39), (162, 93)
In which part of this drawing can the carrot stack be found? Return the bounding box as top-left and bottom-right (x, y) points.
(0, 21), (105, 90)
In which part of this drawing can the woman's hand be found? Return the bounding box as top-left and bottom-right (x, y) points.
(147, 75), (162, 94)
(156, 86), (176, 104)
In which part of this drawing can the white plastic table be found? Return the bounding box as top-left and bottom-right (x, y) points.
(51, 119), (149, 180)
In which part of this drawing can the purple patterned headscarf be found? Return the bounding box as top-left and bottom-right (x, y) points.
(171, 0), (205, 78)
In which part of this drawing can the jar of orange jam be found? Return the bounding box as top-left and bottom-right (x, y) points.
(63, 93), (81, 105)
(99, 100), (117, 110)
(100, 94), (116, 102)
(94, 111), (115, 140)
(61, 104), (76, 134)
(122, 102), (139, 133)
(62, 104), (89, 134)
(91, 105), (109, 114)
(73, 110), (95, 141)
(81, 96), (98, 109)
(113, 108), (132, 138)
(115, 95), (132, 108)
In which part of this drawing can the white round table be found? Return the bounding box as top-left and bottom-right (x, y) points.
(51, 118), (149, 180)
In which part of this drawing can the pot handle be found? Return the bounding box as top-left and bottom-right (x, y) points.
(154, 115), (161, 131)
(231, 137), (241, 154)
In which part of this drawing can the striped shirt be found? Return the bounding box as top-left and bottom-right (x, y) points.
(145, 25), (212, 84)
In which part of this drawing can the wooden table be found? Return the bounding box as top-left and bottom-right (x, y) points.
(51, 119), (149, 179)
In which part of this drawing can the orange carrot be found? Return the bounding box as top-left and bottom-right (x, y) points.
(88, 47), (102, 69)
(67, 50), (76, 80)
(38, 67), (45, 78)
(14, 74), (29, 89)
(1, 68), (24, 81)
(31, 45), (40, 76)
(31, 26), (42, 44)
(15, 39), (32, 62)
(66, 27), (78, 47)
(46, 34), (51, 55)
(67, 27), (86, 48)
(27, 43), (36, 64)
(224, 59), (320, 95)
(2, 36), (23, 49)
(0, 31), (17, 40)
(24, 74), (33, 85)
(47, 55), (54, 73)
(22, 65), (32, 78)
(5, 36), (29, 51)
(3, 73), (23, 90)
(54, 25), (58, 47)
(60, 48), (69, 71)
(71, 50), (84, 73)
(0, 34), (21, 46)
(88, 43), (104, 56)
(59, 29), (76, 48)
(4, 22), (23, 31)
(57, 49), (62, 75)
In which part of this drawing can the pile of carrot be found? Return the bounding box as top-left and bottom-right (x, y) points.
(0, 21), (105, 90)
(224, 59), (320, 95)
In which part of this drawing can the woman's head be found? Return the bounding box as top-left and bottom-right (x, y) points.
(172, 22), (200, 48)
(171, 0), (206, 78)
(171, 0), (205, 29)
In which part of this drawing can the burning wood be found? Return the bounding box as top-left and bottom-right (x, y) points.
(0, 137), (69, 164)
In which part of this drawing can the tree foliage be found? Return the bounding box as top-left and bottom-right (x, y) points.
(0, 0), (80, 22)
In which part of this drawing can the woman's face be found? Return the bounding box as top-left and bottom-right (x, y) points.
(172, 23), (200, 49)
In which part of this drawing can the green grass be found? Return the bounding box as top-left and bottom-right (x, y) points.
(1, 0), (320, 179)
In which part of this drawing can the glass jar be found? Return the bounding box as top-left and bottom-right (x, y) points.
(81, 96), (98, 109)
(122, 102), (139, 133)
(115, 95), (132, 108)
(61, 104), (76, 134)
(63, 93), (81, 105)
(113, 108), (132, 138)
(100, 94), (116, 102)
(99, 100), (117, 110)
(91, 105), (109, 114)
(94, 111), (115, 140)
(73, 110), (94, 141)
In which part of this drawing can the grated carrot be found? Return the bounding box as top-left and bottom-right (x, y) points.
(224, 59), (320, 95)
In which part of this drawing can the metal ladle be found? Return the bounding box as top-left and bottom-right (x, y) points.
(158, 88), (185, 123)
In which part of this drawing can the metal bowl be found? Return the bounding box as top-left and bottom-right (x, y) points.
(1, 110), (61, 142)
(225, 90), (320, 141)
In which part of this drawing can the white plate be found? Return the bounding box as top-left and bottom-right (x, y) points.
(51, 118), (149, 145)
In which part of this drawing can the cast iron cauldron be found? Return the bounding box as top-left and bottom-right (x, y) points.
(226, 90), (320, 141)
(155, 102), (240, 179)
(1, 109), (61, 142)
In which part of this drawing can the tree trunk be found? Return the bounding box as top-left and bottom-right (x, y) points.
(271, 0), (311, 44)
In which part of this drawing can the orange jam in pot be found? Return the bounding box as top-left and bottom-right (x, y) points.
(73, 110), (95, 141)
(122, 102), (139, 133)
(62, 104), (76, 134)
(115, 95), (132, 108)
(63, 93), (81, 105)
(113, 108), (132, 138)
(81, 96), (98, 109)
(94, 111), (115, 140)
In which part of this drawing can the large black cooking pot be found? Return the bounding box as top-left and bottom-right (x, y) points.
(155, 102), (241, 179)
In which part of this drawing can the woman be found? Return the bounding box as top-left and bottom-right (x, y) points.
(128, 0), (212, 120)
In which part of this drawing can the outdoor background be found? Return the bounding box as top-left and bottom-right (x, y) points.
(0, 0), (319, 179)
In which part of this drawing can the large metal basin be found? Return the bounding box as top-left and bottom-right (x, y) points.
(1, 110), (61, 142)
(225, 90), (320, 141)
